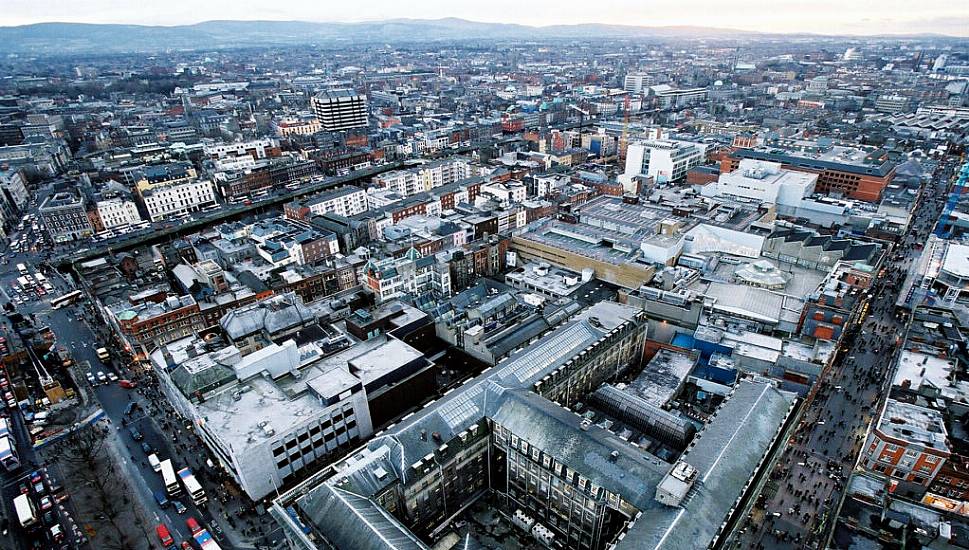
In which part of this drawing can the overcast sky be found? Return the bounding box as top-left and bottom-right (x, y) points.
(3, 0), (968, 36)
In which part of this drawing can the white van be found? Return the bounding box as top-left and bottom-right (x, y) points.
(148, 453), (161, 472)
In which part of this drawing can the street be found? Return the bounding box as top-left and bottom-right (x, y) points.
(728, 159), (956, 549)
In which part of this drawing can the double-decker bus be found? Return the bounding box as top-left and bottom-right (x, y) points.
(161, 459), (182, 496)
(0, 435), (19, 471)
(178, 467), (207, 505)
(14, 494), (37, 528)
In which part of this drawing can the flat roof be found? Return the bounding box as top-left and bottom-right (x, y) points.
(877, 399), (950, 452)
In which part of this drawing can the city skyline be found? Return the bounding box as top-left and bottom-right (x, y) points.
(3, 0), (969, 37)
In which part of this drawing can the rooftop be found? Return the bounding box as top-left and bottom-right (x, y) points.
(877, 399), (950, 452)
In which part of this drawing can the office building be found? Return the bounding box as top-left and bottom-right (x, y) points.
(722, 141), (896, 202)
(38, 191), (94, 242)
(141, 179), (217, 222)
(272, 300), (796, 550)
(622, 139), (707, 184)
(311, 89), (369, 132)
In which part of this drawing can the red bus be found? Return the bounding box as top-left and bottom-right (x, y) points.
(156, 524), (174, 546)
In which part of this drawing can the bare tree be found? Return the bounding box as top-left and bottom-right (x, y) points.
(51, 426), (146, 550)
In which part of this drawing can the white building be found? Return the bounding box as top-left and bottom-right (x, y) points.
(304, 186), (369, 217)
(0, 167), (29, 212)
(372, 158), (474, 198)
(700, 159), (817, 208)
(480, 180), (527, 206)
(622, 139), (707, 184)
(96, 196), (142, 229)
(152, 335), (376, 500)
(142, 179), (217, 222)
(624, 73), (651, 94)
(203, 138), (279, 160)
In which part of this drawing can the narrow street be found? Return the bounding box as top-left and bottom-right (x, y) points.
(729, 160), (956, 549)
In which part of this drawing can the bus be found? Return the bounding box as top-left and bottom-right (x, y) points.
(0, 436), (19, 471)
(194, 529), (223, 550)
(16, 263), (27, 275)
(13, 494), (37, 528)
(50, 290), (82, 309)
(178, 467), (207, 505)
(161, 459), (181, 496)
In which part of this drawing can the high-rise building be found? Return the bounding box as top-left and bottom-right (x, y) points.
(623, 73), (651, 94)
(311, 89), (369, 132)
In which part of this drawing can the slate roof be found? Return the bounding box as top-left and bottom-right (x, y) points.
(619, 379), (796, 550)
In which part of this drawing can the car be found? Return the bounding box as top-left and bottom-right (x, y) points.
(186, 517), (202, 536)
(128, 427), (143, 441)
(119, 379), (136, 389)
(181, 542), (193, 550)
(210, 519), (224, 539)
(141, 442), (153, 454)
(42, 510), (57, 526)
(18, 481), (29, 494)
(53, 491), (70, 504)
(96, 371), (107, 383)
(173, 500), (187, 514)
(86, 373), (96, 385)
(33, 481), (45, 495)
(30, 470), (43, 483)
(39, 496), (53, 511)
(50, 524), (64, 543)
(124, 402), (137, 416)
(107, 372), (118, 382)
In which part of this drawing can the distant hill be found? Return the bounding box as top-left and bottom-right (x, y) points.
(0, 18), (765, 54)
(0, 18), (959, 55)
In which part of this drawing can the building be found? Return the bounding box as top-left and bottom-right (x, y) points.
(152, 333), (374, 500)
(363, 248), (452, 303)
(0, 166), (29, 213)
(624, 73), (652, 94)
(141, 179), (217, 222)
(699, 159), (817, 208)
(311, 89), (369, 132)
(106, 292), (203, 356)
(286, 186), (369, 219)
(38, 191), (94, 242)
(875, 94), (910, 113)
(722, 141), (896, 202)
(95, 194), (142, 230)
(622, 139), (707, 185)
(272, 301), (796, 550)
(861, 399), (950, 488)
(204, 138), (280, 160)
(648, 85), (708, 108)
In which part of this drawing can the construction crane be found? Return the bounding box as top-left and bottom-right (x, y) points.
(619, 94), (632, 162)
